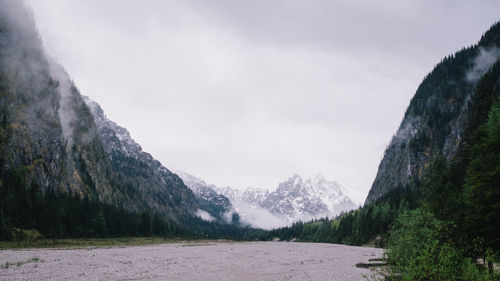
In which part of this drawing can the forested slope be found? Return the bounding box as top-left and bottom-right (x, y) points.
(267, 21), (500, 280)
(0, 0), (206, 239)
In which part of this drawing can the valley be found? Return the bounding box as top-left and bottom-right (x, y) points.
(0, 0), (499, 280)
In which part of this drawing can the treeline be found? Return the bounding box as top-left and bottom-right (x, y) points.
(0, 165), (264, 240)
(0, 167), (181, 239)
(266, 185), (418, 246)
(182, 216), (265, 241)
(267, 66), (500, 252)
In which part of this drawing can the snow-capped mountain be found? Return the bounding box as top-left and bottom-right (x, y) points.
(216, 186), (270, 206)
(305, 175), (359, 217)
(261, 175), (329, 221)
(178, 172), (358, 229)
(261, 174), (357, 222)
(175, 171), (234, 222)
(212, 186), (281, 229)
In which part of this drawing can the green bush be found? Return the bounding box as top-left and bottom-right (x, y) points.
(387, 208), (443, 268)
(385, 209), (499, 280)
(402, 242), (487, 281)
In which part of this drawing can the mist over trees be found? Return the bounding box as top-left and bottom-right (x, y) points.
(0, 1), (499, 279)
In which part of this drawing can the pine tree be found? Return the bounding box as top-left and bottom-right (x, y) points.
(464, 101), (500, 252)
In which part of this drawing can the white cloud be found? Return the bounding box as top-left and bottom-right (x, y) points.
(466, 47), (500, 82)
(195, 209), (215, 222)
(230, 200), (288, 230)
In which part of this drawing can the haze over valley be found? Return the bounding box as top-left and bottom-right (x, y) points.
(1, 1), (499, 280)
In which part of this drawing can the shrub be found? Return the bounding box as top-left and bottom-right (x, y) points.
(385, 209), (499, 280)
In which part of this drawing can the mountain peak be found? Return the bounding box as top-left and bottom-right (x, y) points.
(308, 173), (333, 187)
(278, 174), (303, 190)
(291, 173), (302, 179)
(179, 172), (358, 228)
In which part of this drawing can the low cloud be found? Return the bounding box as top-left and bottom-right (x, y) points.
(466, 47), (500, 82)
(49, 61), (76, 150)
(195, 209), (215, 222)
(230, 200), (288, 230)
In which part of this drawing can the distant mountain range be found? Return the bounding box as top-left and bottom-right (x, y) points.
(0, 0), (358, 229)
(177, 172), (357, 229)
(260, 174), (358, 220)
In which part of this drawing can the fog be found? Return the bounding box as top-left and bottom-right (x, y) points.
(228, 200), (287, 230)
(466, 47), (500, 82)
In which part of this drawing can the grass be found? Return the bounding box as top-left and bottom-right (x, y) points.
(0, 237), (236, 250)
(1, 257), (43, 269)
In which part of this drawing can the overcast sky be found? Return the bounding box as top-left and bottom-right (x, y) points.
(26, 0), (500, 203)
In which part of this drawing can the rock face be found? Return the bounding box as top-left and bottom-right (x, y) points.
(260, 175), (357, 222)
(0, 0), (113, 201)
(0, 0), (198, 221)
(178, 172), (357, 227)
(216, 186), (270, 206)
(83, 97), (199, 220)
(83, 98), (142, 157)
(259, 174), (357, 222)
(365, 22), (500, 205)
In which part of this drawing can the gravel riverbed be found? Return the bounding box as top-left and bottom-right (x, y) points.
(0, 241), (383, 281)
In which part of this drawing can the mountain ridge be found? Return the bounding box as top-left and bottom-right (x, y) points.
(177, 172), (357, 228)
(173, 170), (234, 223)
(365, 23), (500, 205)
(82, 96), (200, 220)
(0, 0), (199, 225)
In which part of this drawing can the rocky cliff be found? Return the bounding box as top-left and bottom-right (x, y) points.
(83, 97), (199, 219)
(0, 0), (198, 221)
(0, 0), (113, 201)
(260, 174), (357, 222)
(365, 21), (500, 204)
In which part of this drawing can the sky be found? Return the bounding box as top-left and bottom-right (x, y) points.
(25, 0), (500, 204)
